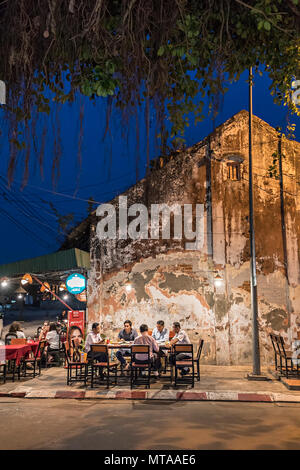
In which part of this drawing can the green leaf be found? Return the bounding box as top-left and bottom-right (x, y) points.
(264, 21), (271, 31)
(157, 46), (165, 56)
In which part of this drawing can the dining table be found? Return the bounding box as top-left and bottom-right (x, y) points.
(0, 344), (32, 365)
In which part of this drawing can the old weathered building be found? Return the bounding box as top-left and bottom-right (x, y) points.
(87, 110), (300, 365)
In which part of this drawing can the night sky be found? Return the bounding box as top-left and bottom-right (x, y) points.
(0, 68), (299, 265)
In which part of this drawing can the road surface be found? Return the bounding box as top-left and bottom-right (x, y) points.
(0, 398), (300, 450)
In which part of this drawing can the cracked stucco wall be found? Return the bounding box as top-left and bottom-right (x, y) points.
(88, 110), (300, 365)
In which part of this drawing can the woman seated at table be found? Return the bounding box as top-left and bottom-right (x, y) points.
(38, 320), (50, 341)
(45, 322), (60, 364)
(8, 321), (26, 339)
(116, 320), (138, 372)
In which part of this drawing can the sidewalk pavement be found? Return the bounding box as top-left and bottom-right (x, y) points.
(1, 365), (300, 403)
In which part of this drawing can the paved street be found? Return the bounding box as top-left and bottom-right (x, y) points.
(0, 399), (300, 450)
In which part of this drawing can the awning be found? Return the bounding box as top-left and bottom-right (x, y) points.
(0, 248), (90, 278)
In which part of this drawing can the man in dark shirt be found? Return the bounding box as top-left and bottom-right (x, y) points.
(116, 320), (138, 371)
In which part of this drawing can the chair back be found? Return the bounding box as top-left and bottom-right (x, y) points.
(11, 338), (27, 345)
(5, 333), (17, 345)
(131, 344), (150, 363)
(37, 340), (47, 358)
(270, 333), (287, 358)
(63, 342), (71, 364)
(91, 344), (108, 362)
(174, 343), (193, 354)
(196, 339), (204, 360)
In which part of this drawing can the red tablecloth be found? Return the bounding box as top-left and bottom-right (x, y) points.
(27, 341), (40, 357)
(0, 344), (32, 365)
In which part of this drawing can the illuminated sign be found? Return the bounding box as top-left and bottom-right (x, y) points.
(66, 273), (86, 294)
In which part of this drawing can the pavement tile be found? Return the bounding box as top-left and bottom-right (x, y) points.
(25, 390), (57, 398)
(237, 392), (272, 402)
(271, 393), (300, 403)
(177, 391), (207, 401)
(146, 390), (177, 400)
(55, 390), (85, 399)
(207, 391), (238, 401)
(115, 390), (146, 399)
(85, 390), (116, 399)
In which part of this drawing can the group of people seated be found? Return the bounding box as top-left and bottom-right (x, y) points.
(85, 319), (192, 376)
(6, 317), (192, 376)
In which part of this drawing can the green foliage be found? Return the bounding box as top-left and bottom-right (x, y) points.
(0, 0), (299, 173)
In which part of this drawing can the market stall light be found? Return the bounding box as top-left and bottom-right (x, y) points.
(1, 279), (8, 287)
(63, 294), (69, 300)
(21, 273), (33, 285)
(17, 294), (23, 299)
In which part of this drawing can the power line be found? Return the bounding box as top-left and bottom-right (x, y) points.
(0, 206), (55, 250)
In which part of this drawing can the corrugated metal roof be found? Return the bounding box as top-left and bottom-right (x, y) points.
(0, 248), (90, 277)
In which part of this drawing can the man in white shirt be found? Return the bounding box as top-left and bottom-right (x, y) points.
(169, 322), (192, 375)
(152, 320), (169, 372)
(85, 322), (105, 357)
(152, 320), (169, 342)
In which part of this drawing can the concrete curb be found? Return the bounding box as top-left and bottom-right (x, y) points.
(2, 387), (300, 403)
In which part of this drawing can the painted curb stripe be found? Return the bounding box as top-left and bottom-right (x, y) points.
(1, 388), (300, 403)
(55, 390), (85, 399)
(237, 393), (272, 402)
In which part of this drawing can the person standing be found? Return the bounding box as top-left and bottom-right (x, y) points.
(116, 320), (138, 371)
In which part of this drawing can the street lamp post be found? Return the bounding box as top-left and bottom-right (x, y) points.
(247, 67), (268, 381)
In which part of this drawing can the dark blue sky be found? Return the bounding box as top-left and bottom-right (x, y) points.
(0, 68), (299, 265)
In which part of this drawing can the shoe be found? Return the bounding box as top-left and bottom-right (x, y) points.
(180, 368), (190, 376)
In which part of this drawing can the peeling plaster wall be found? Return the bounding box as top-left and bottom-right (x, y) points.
(88, 110), (300, 365)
